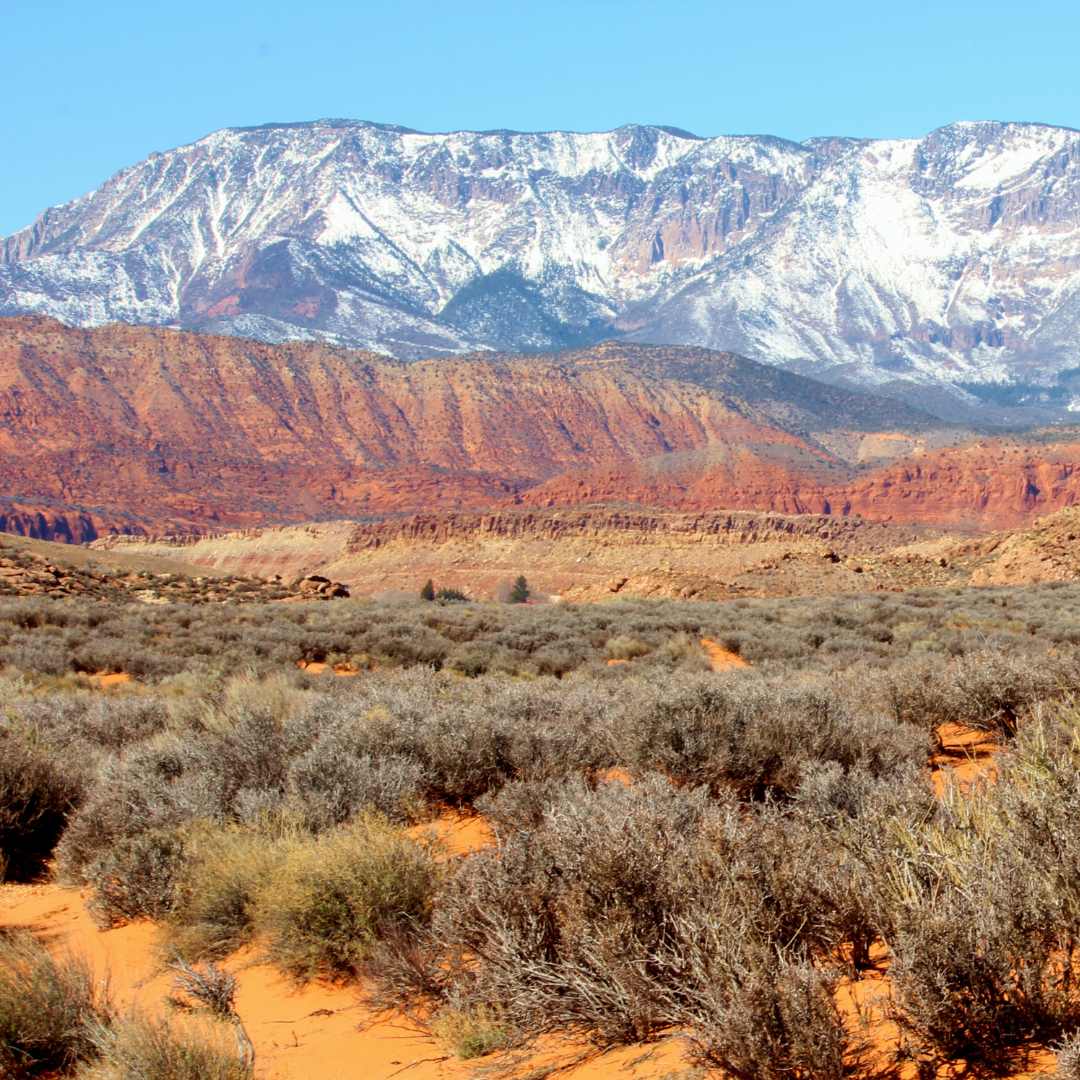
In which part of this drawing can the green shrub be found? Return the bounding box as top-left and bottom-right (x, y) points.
(163, 825), (282, 961)
(507, 576), (530, 605)
(0, 931), (112, 1078)
(255, 815), (441, 980)
(435, 588), (470, 604)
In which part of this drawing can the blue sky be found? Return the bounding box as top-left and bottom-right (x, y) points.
(3, 0), (1079, 235)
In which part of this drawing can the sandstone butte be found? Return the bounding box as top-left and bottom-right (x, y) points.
(0, 315), (1077, 543)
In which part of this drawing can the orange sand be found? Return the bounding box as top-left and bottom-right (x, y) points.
(930, 722), (1000, 796)
(699, 638), (751, 671)
(406, 811), (496, 859)
(0, 879), (696, 1080)
(834, 943), (1055, 1079)
(297, 660), (361, 677)
(89, 671), (133, 688)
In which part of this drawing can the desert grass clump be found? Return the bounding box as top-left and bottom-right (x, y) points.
(162, 825), (283, 962)
(254, 815), (441, 980)
(78, 1013), (250, 1080)
(0, 931), (112, 1078)
(430, 1003), (514, 1059)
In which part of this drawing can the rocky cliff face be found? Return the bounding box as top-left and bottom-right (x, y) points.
(91, 509), (947, 601)
(522, 436), (1080, 529)
(4, 119), (1080, 400)
(2, 318), (1075, 537)
(1, 318), (907, 534)
(0, 499), (140, 543)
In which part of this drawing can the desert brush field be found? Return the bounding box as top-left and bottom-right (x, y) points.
(2, 574), (1080, 1079)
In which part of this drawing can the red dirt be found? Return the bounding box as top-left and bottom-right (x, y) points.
(699, 637), (751, 671)
(89, 671), (133, 688)
(930, 722), (1000, 796)
(297, 660), (361, 677)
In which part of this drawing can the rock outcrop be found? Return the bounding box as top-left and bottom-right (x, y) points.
(0, 534), (349, 603)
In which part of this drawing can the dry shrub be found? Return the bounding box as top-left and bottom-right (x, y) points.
(604, 635), (651, 661)
(883, 649), (1078, 739)
(81, 826), (189, 927)
(0, 733), (83, 881)
(624, 674), (929, 799)
(431, 776), (866, 1073)
(288, 742), (425, 828)
(1057, 1031), (1080, 1078)
(254, 815), (442, 980)
(682, 947), (856, 1080)
(0, 931), (112, 1078)
(858, 701), (1080, 1072)
(57, 735), (226, 920)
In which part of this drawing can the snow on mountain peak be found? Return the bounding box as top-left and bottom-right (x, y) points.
(3, 118), (1080, 391)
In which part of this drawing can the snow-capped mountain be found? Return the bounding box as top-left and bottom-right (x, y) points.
(4, 118), (1080, 393)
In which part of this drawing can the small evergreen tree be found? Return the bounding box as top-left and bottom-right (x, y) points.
(509, 575), (530, 604)
(420, 579), (436, 602)
(435, 587), (470, 604)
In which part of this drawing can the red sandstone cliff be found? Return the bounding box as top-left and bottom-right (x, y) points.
(2, 317), (1077, 538)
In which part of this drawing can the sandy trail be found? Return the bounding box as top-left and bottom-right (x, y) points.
(0, 812), (691, 1080)
(0, 880), (692, 1080)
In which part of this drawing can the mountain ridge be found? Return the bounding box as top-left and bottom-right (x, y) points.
(2, 317), (1078, 543)
(5, 118), (1080, 408)
(0, 317), (954, 538)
